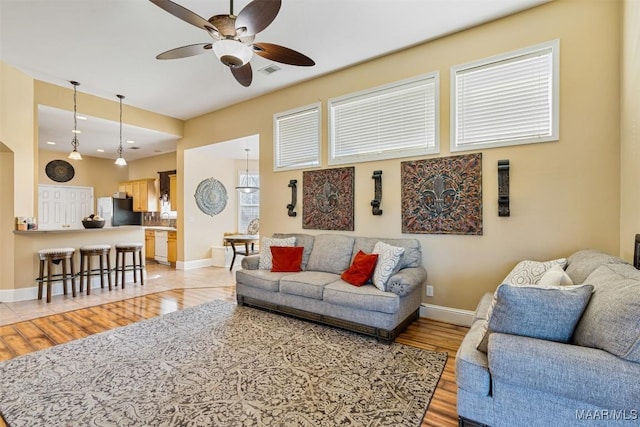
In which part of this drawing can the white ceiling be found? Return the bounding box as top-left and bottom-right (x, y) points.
(0, 0), (549, 161)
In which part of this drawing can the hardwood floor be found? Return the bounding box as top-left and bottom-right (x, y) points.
(0, 263), (467, 426)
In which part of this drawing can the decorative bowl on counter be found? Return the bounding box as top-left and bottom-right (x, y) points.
(82, 219), (106, 229)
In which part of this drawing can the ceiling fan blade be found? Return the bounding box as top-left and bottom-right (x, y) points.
(236, 0), (281, 36)
(150, 0), (217, 33)
(231, 63), (253, 87)
(253, 43), (315, 66)
(156, 43), (213, 60)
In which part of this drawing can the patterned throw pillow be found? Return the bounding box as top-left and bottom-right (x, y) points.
(258, 237), (296, 270)
(372, 241), (405, 291)
(476, 283), (594, 353)
(503, 258), (567, 286)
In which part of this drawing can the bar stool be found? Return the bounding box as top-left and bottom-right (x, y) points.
(36, 247), (76, 303)
(79, 245), (112, 294)
(114, 243), (144, 288)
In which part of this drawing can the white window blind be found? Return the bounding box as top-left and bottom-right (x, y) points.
(274, 103), (320, 171)
(452, 40), (559, 151)
(329, 73), (439, 165)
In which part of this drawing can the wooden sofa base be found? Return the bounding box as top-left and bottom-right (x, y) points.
(458, 416), (489, 427)
(236, 294), (419, 344)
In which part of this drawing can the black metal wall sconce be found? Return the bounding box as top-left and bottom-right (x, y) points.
(287, 179), (298, 217)
(371, 170), (383, 215)
(498, 160), (510, 217)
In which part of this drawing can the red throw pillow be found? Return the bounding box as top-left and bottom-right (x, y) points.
(270, 246), (304, 272)
(341, 250), (379, 286)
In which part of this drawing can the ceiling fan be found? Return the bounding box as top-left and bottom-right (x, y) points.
(150, 0), (315, 87)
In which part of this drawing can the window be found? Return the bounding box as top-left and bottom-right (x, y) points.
(273, 103), (320, 171)
(328, 73), (439, 165)
(237, 172), (259, 233)
(451, 39), (559, 151)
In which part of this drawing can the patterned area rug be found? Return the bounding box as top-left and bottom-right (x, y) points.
(0, 300), (447, 426)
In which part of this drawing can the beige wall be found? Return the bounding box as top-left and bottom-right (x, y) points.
(0, 62), (35, 291)
(619, 0), (640, 260)
(182, 141), (259, 262)
(128, 152), (176, 181)
(181, 0), (622, 311)
(38, 149), (129, 202)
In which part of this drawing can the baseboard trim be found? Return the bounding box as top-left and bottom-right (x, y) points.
(419, 303), (474, 327)
(178, 258), (213, 270)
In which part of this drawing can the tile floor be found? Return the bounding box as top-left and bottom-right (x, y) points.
(0, 262), (238, 326)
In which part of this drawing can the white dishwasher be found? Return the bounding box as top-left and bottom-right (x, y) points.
(154, 230), (169, 264)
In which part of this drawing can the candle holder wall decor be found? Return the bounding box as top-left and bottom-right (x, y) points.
(498, 160), (510, 217)
(371, 170), (383, 215)
(287, 179), (298, 217)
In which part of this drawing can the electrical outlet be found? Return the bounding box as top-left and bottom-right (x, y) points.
(426, 285), (434, 297)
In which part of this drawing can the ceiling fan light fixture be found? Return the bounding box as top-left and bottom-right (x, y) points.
(213, 39), (253, 67)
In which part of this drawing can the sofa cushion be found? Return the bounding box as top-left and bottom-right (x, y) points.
(565, 249), (626, 284)
(341, 250), (379, 287)
(258, 237), (296, 270)
(235, 270), (291, 292)
(273, 233), (315, 270)
(573, 263), (640, 362)
(477, 283), (594, 353)
(306, 234), (355, 274)
(353, 237), (422, 270)
(372, 241), (405, 291)
(270, 246), (304, 272)
(323, 281), (399, 314)
(503, 258), (567, 286)
(279, 271), (340, 300)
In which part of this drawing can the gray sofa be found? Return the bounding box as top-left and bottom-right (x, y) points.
(235, 233), (427, 342)
(456, 249), (640, 427)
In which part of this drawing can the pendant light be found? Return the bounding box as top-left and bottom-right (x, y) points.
(114, 94), (127, 166)
(236, 148), (259, 193)
(67, 81), (82, 160)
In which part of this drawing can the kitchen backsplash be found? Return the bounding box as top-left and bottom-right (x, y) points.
(143, 212), (177, 228)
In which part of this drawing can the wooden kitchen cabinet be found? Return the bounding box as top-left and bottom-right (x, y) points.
(168, 231), (177, 264)
(169, 174), (177, 211)
(118, 179), (158, 212)
(145, 230), (155, 259)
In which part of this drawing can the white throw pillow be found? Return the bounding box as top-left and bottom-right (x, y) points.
(258, 237), (296, 270)
(538, 265), (574, 287)
(372, 241), (405, 291)
(503, 258), (567, 286)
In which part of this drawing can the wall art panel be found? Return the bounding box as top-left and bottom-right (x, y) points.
(402, 153), (482, 235)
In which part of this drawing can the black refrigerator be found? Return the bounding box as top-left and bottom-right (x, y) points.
(112, 197), (142, 226)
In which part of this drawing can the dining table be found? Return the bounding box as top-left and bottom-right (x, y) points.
(223, 234), (260, 271)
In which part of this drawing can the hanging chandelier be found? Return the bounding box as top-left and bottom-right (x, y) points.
(67, 81), (82, 160)
(236, 148), (259, 193)
(115, 94), (127, 166)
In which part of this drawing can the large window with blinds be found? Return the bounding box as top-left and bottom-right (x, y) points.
(328, 73), (439, 165)
(273, 103), (321, 171)
(451, 40), (559, 151)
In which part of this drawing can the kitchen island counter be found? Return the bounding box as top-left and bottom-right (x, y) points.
(14, 226), (143, 235)
(9, 226), (145, 302)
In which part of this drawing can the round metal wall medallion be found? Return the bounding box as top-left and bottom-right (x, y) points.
(194, 178), (228, 216)
(45, 160), (75, 183)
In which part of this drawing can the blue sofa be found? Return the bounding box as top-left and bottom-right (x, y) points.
(456, 250), (640, 426)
